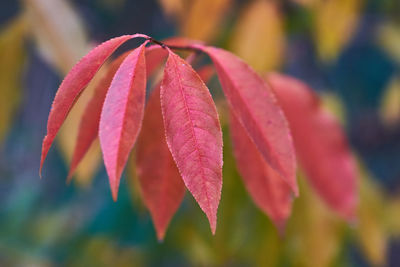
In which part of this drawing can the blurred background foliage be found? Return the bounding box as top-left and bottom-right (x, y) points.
(0, 0), (399, 266)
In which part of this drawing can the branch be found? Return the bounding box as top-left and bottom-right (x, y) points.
(147, 37), (201, 53)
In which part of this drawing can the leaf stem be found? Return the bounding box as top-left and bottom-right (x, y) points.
(146, 37), (201, 53)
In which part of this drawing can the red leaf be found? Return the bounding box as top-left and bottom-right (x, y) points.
(67, 52), (130, 182)
(68, 45), (169, 181)
(267, 73), (357, 220)
(160, 49), (223, 233)
(195, 45), (298, 195)
(135, 63), (214, 240)
(145, 46), (168, 76)
(230, 113), (293, 231)
(99, 42), (147, 201)
(40, 34), (148, 175)
(195, 65), (215, 84)
(145, 37), (204, 76)
(136, 86), (185, 241)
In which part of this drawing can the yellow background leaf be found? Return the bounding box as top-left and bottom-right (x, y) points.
(24, 0), (88, 73)
(320, 91), (347, 124)
(69, 237), (144, 266)
(230, 0), (285, 71)
(313, 0), (362, 61)
(286, 177), (345, 267)
(181, 0), (231, 42)
(380, 76), (400, 125)
(58, 66), (110, 186)
(379, 23), (400, 64)
(23, 0), (102, 185)
(386, 196), (400, 237)
(0, 17), (27, 143)
(356, 166), (387, 267)
(158, 0), (185, 18)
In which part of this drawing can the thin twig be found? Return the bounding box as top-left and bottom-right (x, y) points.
(147, 37), (201, 53)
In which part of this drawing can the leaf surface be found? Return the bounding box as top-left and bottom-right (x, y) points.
(99, 42), (147, 201)
(160, 50), (223, 233)
(40, 34), (148, 175)
(136, 62), (213, 240)
(145, 45), (168, 75)
(67, 52), (130, 181)
(68, 44), (172, 181)
(195, 65), (215, 83)
(58, 72), (103, 186)
(136, 86), (185, 241)
(195, 45), (298, 195)
(267, 73), (357, 219)
(230, 113), (293, 231)
(145, 37), (204, 76)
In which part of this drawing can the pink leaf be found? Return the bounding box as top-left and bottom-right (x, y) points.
(67, 51), (131, 181)
(160, 49), (223, 234)
(145, 46), (168, 76)
(136, 86), (185, 241)
(195, 65), (215, 84)
(230, 113), (293, 232)
(194, 45), (298, 195)
(267, 73), (357, 220)
(99, 42), (147, 201)
(145, 37), (204, 76)
(68, 45), (169, 182)
(135, 63), (214, 240)
(40, 34), (148, 175)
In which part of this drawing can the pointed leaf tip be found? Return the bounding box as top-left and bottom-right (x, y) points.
(160, 50), (223, 233)
(194, 45), (298, 195)
(209, 214), (217, 235)
(68, 43), (171, 182)
(111, 186), (119, 202)
(230, 113), (293, 230)
(99, 42), (148, 201)
(67, 51), (133, 182)
(267, 73), (357, 220)
(136, 86), (185, 240)
(40, 34), (148, 177)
